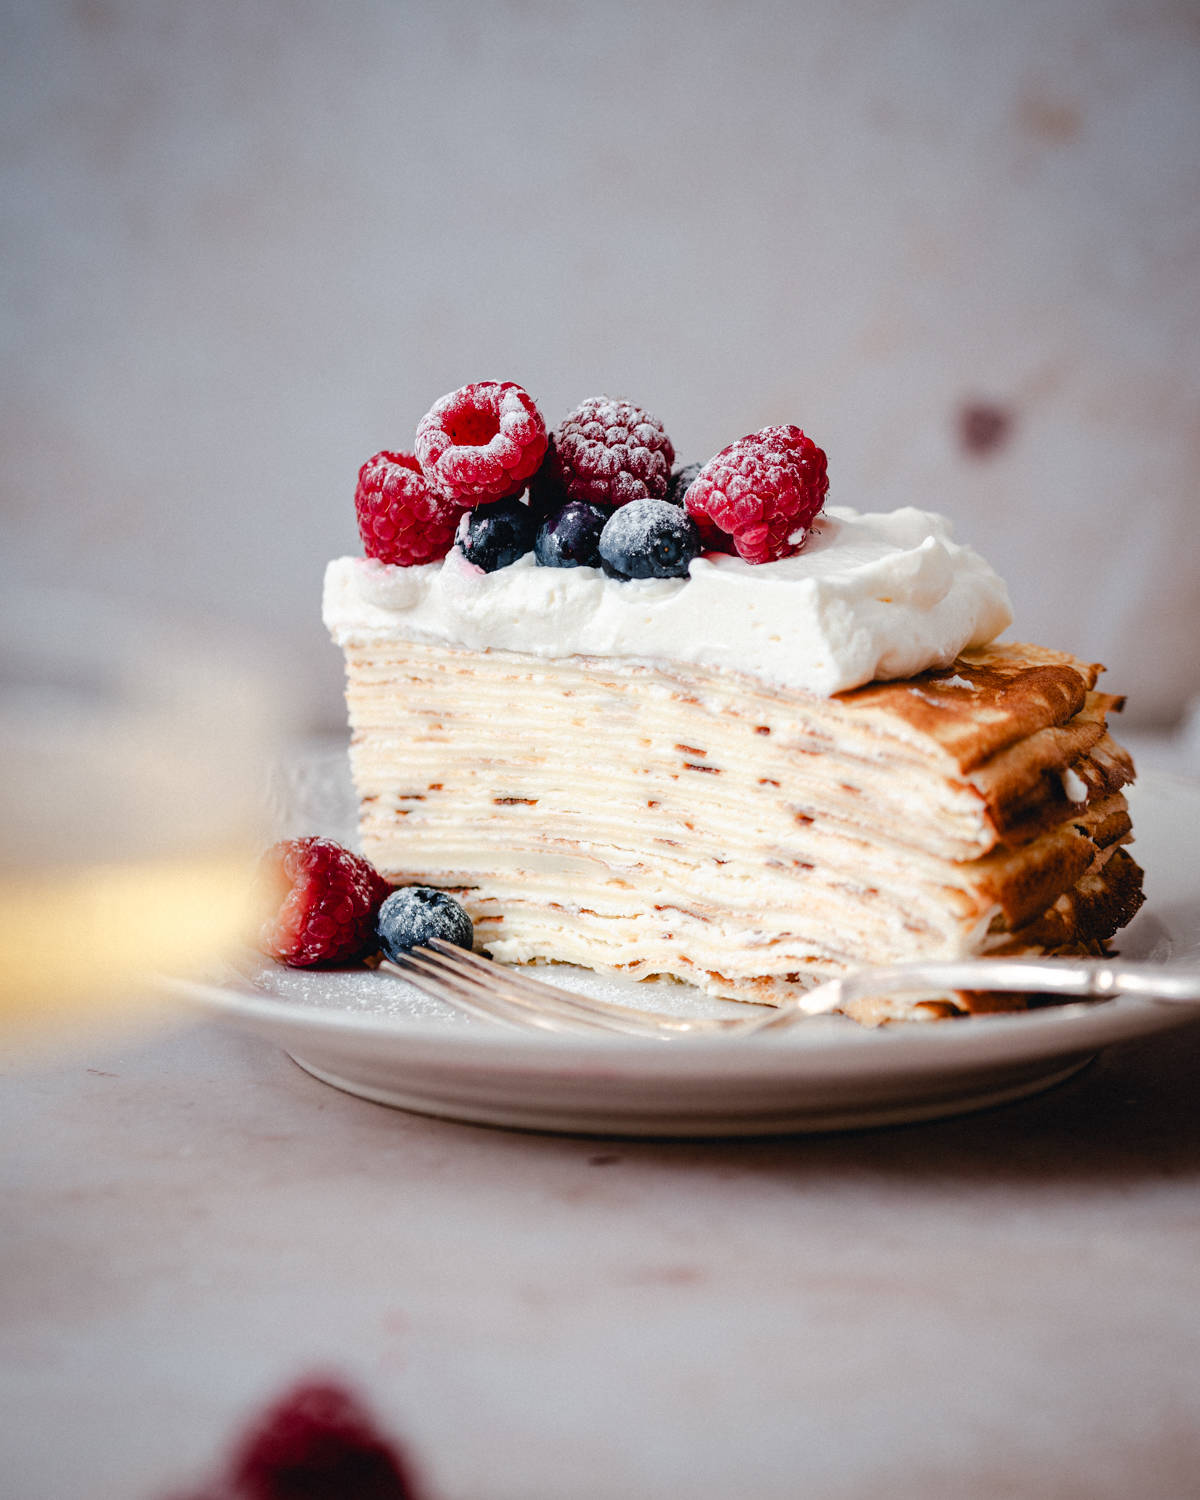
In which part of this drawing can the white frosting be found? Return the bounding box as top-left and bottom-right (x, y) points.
(323, 505), (1013, 697)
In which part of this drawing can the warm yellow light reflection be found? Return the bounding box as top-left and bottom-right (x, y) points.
(0, 848), (255, 1044)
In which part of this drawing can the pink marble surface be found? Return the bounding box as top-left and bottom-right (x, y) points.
(4, 1009), (1199, 1500)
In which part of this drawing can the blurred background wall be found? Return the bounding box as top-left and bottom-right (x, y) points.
(3, 0), (1197, 728)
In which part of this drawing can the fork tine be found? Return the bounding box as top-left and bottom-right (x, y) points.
(423, 940), (741, 1036)
(384, 940), (772, 1039)
(414, 947), (626, 1028)
(392, 947), (665, 1035)
(381, 952), (611, 1035)
(413, 947), (679, 1039)
(404, 943), (729, 1037)
(426, 940), (648, 1015)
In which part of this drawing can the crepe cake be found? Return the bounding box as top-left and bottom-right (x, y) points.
(326, 387), (1144, 1024)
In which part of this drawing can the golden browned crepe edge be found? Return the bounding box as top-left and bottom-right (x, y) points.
(833, 641), (1102, 773)
(839, 848), (1146, 1025)
(830, 644), (1134, 858)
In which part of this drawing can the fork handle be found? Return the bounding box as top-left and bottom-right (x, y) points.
(828, 957), (1200, 1015)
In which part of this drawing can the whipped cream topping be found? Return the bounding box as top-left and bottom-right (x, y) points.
(323, 505), (1012, 696)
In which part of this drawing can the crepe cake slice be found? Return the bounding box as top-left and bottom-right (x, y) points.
(336, 632), (1143, 1025)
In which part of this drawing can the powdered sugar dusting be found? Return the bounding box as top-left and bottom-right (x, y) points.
(230, 951), (762, 1032)
(605, 499), (671, 551)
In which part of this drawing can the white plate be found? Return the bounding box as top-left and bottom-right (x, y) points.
(176, 771), (1200, 1137)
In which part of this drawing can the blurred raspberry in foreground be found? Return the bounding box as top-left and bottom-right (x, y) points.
(165, 1377), (424, 1500)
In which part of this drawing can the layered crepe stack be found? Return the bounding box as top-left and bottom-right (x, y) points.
(335, 632), (1143, 1024)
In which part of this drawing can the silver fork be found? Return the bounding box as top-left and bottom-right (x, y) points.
(382, 942), (1200, 1039)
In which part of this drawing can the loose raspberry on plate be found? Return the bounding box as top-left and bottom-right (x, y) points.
(255, 837), (391, 968)
(230, 1378), (420, 1500)
(355, 451), (466, 567)
(545, 396), (675, 509)
(685, 425), (828, 564)
(415, 381), (547, 507)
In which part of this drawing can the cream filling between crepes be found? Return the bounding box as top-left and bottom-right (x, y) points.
(338, 637), (1131, 1004)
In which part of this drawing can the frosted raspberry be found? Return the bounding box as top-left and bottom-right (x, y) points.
(685, 507), (737, 556)
(546, 396), (675, 508)
(415, 381), (547, 506)
(664, 460), (734, 553)
(685, 425), (828, 563)
(230, 1379), (419, 1499)
(255, 838), (390, 968)
(355, 451), (465, 567)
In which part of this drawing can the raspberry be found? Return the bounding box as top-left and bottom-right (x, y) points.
(415, 381), (547, 506)
(355, 451), (465, 567)
(685, 425), (828, 564)
(230, 1379), (419, 1500)
(665, 460), (735, 552)
(689, 510), (738, 556)
(546, 396), (675, 509)
(255, 838), (390, 968)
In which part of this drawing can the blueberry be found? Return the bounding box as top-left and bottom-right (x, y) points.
(456, 497), (537, 572)
(377, 886), (474, 959)
(598, 498), (702, 580)
(666, 461), (703, 507)
(534, 501), (608, 569)
(526, 435), (567, 520)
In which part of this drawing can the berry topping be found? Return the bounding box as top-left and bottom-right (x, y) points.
(455, 496), (538, 572)
(354, 451), (465, 568)
(230, 1378), (419, 1499)
(666, 461), (703, 507)
(545, 397), (675, 509)
(415, 381), (547, 507)
(526, 434), (566, 518)
(534, 500), (608, 569)
(598, 498), (702, 580)
(685, 425), (828, 564)
(255, 838), (390, 968)
(377, 887), (473, 959)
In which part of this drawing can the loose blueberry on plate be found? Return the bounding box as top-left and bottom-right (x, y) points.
(598, 498), (702, 580)
(377, 886), (474, 959)
(455, 497), (537, 572)
(534, 500), (608, 569)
